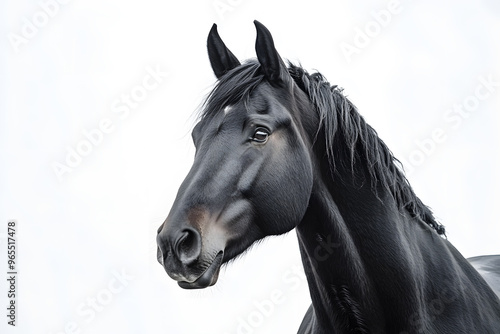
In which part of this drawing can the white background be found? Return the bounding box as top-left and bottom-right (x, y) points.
(1, 0), (500, 333)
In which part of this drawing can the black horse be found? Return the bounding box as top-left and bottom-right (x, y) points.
(157, 21), (500, 333)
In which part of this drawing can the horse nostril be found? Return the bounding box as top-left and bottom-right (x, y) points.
(174, 228), (201, 265)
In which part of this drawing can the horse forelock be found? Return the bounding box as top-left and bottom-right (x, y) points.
(200, 60), (264, 122)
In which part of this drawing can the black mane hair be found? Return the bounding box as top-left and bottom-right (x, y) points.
(201, 60), (445, 235)
(201, 60), (263, 121)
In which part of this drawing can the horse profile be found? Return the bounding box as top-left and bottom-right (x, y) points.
(156, 21), (500, 333)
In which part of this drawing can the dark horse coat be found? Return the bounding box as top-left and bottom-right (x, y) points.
(157, 21), (500, 333)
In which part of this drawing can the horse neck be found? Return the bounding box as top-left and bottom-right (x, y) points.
(296, 166), (404, 332)
(295, 150), (433, 332)
(296, 151), (500, 332)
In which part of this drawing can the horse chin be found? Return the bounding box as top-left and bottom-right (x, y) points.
(178, 251), (224, 289)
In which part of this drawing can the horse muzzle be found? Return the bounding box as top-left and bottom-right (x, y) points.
(177, 251), (224, 289)
(157, 223), (225, 289)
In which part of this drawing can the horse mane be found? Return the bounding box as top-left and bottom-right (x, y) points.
(201, 60), (445, 235)
(288, 63), (445, 235)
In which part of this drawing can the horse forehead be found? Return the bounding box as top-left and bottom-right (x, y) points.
(223, 105), (233, 115)
(222, 84), (284, 115)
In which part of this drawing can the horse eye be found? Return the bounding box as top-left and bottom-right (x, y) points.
(252, 128), (270, 144)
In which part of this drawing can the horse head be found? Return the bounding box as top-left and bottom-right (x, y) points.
(156, 21), (315, 289)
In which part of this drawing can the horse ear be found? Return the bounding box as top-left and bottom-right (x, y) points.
(207, 24), (241, 79)
(254, 20), (289, 85)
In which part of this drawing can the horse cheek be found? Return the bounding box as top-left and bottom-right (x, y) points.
(262, 149), (313, 234)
